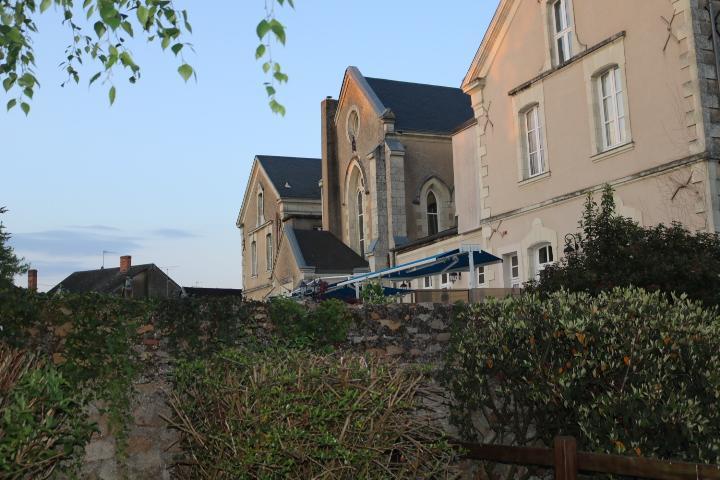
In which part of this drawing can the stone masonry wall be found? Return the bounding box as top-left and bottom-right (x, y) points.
(30, 301), (460, 479)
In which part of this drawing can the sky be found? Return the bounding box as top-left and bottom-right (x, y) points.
(4, 1), (495, 291)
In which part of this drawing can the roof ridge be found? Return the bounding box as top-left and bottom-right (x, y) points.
(365, 76), (463, 91)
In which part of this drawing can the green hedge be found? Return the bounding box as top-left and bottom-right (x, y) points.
(444, 287), (720, 470)
(169, 346), (455, 479)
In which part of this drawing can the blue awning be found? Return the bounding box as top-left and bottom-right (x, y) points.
(333, 248), (502, 287)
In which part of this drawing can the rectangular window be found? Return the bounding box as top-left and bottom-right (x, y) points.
(535, 244), (555, 278)
(598, 67), (627, 150)
(553, 0), (573, 65)
(251, 241), (257, 277)
(524, 106), (546, 178)
(477, 266), (486, 286)
(510, 254), (520, 288)
(266, 234), (273, 271)
(423, 276), (433, 289)
(440, 273), (451, 289)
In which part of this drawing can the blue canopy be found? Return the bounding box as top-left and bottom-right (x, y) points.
(333, 248), (502, 287)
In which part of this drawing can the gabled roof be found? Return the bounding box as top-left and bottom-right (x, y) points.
(292, 229), (368, 274)
(49, 264), (165, 295)
(335, 67), (474, 136)
(364, 77), (474, 135)
(462, 0), (519, 89)
(257, 156), (322, 200)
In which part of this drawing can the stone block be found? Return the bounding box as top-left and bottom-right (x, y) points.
(430, 320), (446, 331)
(85, 439), (116, 462)
(385, 345), (405, 356)
(436, 333), (452, 343)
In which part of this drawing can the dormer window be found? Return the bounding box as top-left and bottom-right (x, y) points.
(552, 0), (573, 65)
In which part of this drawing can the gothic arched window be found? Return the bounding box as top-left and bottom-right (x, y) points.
(357, 190), (365, 257)
(427, 191), (439, 236)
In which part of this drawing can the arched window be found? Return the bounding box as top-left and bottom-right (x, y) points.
(551, 0), (573, 65)
(426, 191), (439, 236)
(357, 190), (365, 257)
(251, 240), (257, 276)
(257, 189), (264, 226)
(534, 243), (555, 279)
(265, 233), (273, 271)
(523, 105), (546, 178)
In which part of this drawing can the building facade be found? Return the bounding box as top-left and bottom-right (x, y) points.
(321, 67), (473, 272)
(237, 155), (367, 300)
(397, 0), (720, 292)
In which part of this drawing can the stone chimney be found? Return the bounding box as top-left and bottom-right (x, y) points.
(27, 269), (37, 291)
(120, 255), (131, 274)
(321, 97), (341, 235)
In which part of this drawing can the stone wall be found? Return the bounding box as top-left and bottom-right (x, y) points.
(23, 300), (461, 479)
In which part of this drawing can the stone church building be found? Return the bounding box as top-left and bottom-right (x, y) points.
(321, 67), (473, 272)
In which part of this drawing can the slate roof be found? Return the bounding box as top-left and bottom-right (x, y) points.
(49, 264), (155, 295)
(257, 156), (322, 199)
(293, 229), (369, 274)
(364, 77), (474, 135)
(182, 287), (243, 298)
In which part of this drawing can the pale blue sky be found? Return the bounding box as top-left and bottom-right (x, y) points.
(5, 1), (495, 291)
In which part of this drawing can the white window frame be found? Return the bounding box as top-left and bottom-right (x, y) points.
(265, 233), (273, 272)
(426, 191), (439, 236)
(598, 67), (628, 151)
(250, 240), (258, 277)
(477, 266), (487, 287)
(534, 244), (555, 278)
(356, 189), (365, 257)
(257, 189), (264, 226)
(524, 106), (546, 178)
(509, 254), (520, 288)
(440, 272), (451, 290)
(552, 0), (573, 65)
(423, 276), (433, 289)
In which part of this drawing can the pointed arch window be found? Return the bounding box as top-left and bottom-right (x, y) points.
(357, 190), (365, 257)
(257, 189), (265, 226)
(427, 191), (439, 236)
(250, 240), (257, 277)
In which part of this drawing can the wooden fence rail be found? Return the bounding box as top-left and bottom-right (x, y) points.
(458, 437), (720, 480)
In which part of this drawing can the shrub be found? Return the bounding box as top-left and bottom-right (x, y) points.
(360, 281), (388, 305)
(168, 347), (456, 479)
(0, 346), (95, 478)
(444, 287), (720, 473)
(534, 185), (720, 306)
(269, 297), (351, 347)
(153, 297), (263, 357)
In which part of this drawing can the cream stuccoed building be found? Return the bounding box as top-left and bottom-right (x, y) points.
(394, 0), (720, 293)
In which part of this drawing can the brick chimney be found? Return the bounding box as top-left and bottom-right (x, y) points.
(27, 269), (37, 291)
(120, 255), (131, 274)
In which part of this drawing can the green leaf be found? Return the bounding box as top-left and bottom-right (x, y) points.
(89, 72), (101, 86)
(40, 0), (52, 13)
(108, 86), (116, 105)
(255, 44), (266, 60)
(83, 0), (92, 8)
(6, 99), (16, 111)
(265, 85), (276, 96)
(269, 20), (286, 45)
(178, 64), (193, 82)
(269, 99), (286, 116)
(136, 6), (149, 26)
(2, 77), (15, 92)
(23, 87), (33, 99)
(256, 20), (271, 40)
(171, 43), (183, 56)
(94, 21), (106, 38)
(121, 21), (134, 37)
(20, 102), (30, 116)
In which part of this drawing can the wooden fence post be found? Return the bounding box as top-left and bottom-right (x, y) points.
(554, 436), (578, 480)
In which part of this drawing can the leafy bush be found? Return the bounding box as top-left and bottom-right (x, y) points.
(360, 281), (388, 305)
(534, 185), (720, 306)
(0, 288), (148, 443)
(444, 287), (720, 474)
(153, 297), (264, 357)
(0, 346), (95, 479)
(269, 297), (351, 347)
(168, 347), (456, 479)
